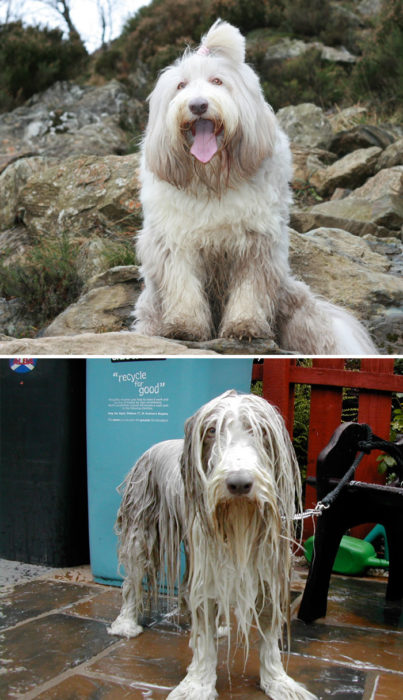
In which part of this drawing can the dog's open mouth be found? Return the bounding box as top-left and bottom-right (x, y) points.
(187, 119), (222, 164)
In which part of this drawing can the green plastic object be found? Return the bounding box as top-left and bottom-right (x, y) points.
(304, 535), (389, 576)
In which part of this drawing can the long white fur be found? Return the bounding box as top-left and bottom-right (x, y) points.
(131, 20), (376, 354)
(109, 391), (317, 700)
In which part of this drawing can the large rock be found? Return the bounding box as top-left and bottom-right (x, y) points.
(330, 125), (396, 156)
(289, 228), (402, 350)
(0, 80), (141, 169)
(18, 153), (141, 238)
(276, 104), (333, 150)
(376, 138), (403, 171)
(295, 166), (403, 235)
(264, 38), (356, 64)
(290, 206), (391, 239)
(43, 266), (141, 336)
(0, 332), (217, 356)
(311, 147), (381, 196)
(0, 156), (52, 229)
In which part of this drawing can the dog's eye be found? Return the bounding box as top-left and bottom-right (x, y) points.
(210, 78), (222, 86)
(206, 427), (216, 437)
(177, 81), (187, 90)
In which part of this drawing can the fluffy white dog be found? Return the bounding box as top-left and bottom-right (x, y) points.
(132, 20), (376, 354)
(109, 391), (317, 699)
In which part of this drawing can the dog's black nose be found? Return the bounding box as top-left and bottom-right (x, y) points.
(189, 98), (209, 115)
(226, 471), (253, 496)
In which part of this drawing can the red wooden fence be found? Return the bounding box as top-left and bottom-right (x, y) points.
(253, 358), (402, 538)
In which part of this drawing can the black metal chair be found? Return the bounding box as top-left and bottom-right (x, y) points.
(298, 422), (403, 626)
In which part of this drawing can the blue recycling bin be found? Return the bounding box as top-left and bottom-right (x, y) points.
(86, 358), (253, 585)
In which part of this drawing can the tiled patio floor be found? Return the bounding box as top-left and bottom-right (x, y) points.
(1, 563), (402, 699)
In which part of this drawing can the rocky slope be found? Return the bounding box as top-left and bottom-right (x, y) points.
(0, 57), (402, 355)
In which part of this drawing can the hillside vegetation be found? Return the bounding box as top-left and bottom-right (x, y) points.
(0, 0), (402, 119)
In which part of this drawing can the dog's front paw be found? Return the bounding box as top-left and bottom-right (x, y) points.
(107, 614), (143, 639)
(162, 318), (213, 342)
(167, 676), (217, 700)
(261, 674), (317, 700)
(220, 318), (272, 341)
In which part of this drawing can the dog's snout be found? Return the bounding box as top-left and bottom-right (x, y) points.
(226, 470), (253, 496)
(189, 98), (209, 116)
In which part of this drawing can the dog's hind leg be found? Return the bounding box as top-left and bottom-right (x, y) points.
(168, 601), (218, 700)
(107, 539), (146, 638)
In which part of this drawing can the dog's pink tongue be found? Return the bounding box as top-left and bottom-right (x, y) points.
(190, 119), (218, 163)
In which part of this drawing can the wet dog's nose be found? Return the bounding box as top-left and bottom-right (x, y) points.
(189, 98), (209, 116)
(226, 471), (253, 496)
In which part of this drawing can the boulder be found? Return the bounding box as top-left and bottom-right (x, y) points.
(0, 80), (142, 169)
(370, 309), (403, 355)
(310, 147), (381, 196)
(291, 146), (336, 184)
(276, 104), (333, 150)
(290, 207), (391, 239)
(376, 138), (403, 171)
(264, 38), (356, 65)
(289, 229), (402, 348)
(43, 266), (141, 336)
(0, 156), (52, 229)
(0, 332), (217, 356)
(18, 153), (141, 238)
(295, 167), (403, 235)
(330, 125), (396, 156)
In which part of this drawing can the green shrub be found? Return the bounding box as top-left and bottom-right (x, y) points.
(351, 0), (403, 110)
(0, 22), (88, 112)
(102, 240), (138, 268)
(0, 235), (83, 328)
(210, 0), (285, 32)
(284, 0), (331, 38)
(256, 47), (347, 110)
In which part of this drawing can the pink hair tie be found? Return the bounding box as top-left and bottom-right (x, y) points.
(197, 45), (210, 56)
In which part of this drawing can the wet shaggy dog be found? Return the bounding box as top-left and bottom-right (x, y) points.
(131, 20), (376, 354)
(109, 391), (317, 699)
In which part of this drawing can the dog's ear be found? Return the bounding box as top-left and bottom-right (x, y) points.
(199, 20), (245, 64)
(145, 76), (192, 188)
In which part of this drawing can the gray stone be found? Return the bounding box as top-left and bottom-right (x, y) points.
(330, 125), (395, 156)
(352, 166), (403, 201)
(276, 103), (333, 149)
(43, 266), (141, 337)
(304, 185), (403, 234)
(0, 156), (52, 229)
(0, 332), (218, 356)
(290, 208), (391, 239)
(376, 138), (403, 171)
(289, 228), (402, 348)
(183, 338), (289, 355)
(311, 147), (381, 195)
(0, 80), (141, 167)
(18, 153), (141, 239)
(264, 37), (356, 65)
(369, 309), (403, 355)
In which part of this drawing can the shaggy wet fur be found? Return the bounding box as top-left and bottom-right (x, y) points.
(109, 391), (317, 699)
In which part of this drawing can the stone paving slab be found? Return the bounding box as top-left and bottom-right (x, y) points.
(0, 565), (402, 699)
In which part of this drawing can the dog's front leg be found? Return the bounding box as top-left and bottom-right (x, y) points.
(259, 607), (317, 700)
(168, 601), (218, 700)
(135, 237), (213, 340)
(219, 241), (278, 340)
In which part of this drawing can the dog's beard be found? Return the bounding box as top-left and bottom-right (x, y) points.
(189, 495), (285, 659)
(211, 498), (272, 570)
